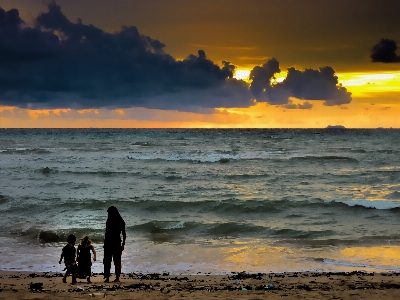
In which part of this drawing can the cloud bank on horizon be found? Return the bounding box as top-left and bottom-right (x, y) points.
(0, 1), (352, 112)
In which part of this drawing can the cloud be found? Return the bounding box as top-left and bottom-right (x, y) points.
(284, 101), (313, 110)
(0, 2), (351, 111)
(249, 58), (281, 101)
(249, 58), (352, 106)
(0, 2), (252, 111)
(371, 38), (400, 63)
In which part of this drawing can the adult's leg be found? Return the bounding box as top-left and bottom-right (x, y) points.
(103, 247), (112, 282)
(114, 264), (122, 282)
(113, 245), (123, 282)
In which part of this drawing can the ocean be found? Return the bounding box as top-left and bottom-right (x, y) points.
(1, 128), (400, 274)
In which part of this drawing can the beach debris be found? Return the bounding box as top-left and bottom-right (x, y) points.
(229, 272), (264, 280)
(297, 284), (312, 291)
(123, 283), (154, 290)
(29, 282), (43, 291)
(89, 292), (106, 297)
(265, 283), (275, 290)
(140, 273), (161, 280)
(74, 286), (84, 292)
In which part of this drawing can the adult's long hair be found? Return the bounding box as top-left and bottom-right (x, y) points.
(106, 206), (125, 226)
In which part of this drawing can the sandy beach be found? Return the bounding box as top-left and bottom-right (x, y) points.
(1, 270), (400, 299)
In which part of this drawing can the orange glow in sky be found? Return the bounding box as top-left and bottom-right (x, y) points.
(3, 69), (397, 129)
(0, 2), (399, 129)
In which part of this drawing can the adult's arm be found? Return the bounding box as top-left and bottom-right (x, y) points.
(121, 224), (126, 251)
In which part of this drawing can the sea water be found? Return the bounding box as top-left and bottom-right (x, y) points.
(1, 128), (400, 274)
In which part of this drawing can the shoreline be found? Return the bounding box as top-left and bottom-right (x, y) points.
(1, 270), (400, 299)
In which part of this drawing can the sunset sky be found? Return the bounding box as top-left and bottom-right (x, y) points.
(0, 0), (399, 128)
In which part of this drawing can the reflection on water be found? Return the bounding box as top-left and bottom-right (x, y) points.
(341, 183), (400, 200)
(221, 244), (297, 272)
(338, 246), (400, 270)
(3, 239), (400, 274)
(220, 243), (400, 273)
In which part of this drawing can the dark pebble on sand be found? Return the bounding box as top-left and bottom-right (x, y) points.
(29, 282), (43, 291)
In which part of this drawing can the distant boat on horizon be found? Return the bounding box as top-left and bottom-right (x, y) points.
(326, 125), (346, 129)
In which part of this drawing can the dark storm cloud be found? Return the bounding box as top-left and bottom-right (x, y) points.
(0, 2), (351, 111)
(249, 58), (280, 100)
(370, 38), (400, 63)
(0, 2), (252, 110)
(249, 58), (351, 106)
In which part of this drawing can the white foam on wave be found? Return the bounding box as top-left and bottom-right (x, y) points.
(164, 221), (186, 230)
(324, 258), (400, 272)
(327, 199), (400, 210)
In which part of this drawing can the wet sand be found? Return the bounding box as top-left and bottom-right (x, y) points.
(1, 270), (400, 299)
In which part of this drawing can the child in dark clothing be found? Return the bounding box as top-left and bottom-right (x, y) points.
(59, 234), (77, 284)
(77, 235), (97, 283)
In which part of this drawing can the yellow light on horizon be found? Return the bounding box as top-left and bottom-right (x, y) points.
(338, 71), (400, 96)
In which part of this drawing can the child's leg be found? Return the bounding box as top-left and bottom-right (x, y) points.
(62, 270), (69, 283)
(87, 266), (92, 283)
(71, 264), (77, 284)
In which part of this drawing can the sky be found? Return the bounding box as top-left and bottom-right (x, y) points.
(0, 0), (399, 128)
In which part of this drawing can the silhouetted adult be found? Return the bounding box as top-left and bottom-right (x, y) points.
(103, 206), (126, 282)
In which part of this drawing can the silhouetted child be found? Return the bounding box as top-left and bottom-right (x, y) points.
(59, 234), (77, 284)
(77, 235), (97, 283)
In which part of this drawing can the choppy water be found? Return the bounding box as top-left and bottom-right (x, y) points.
(1, 128), (400, 274)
